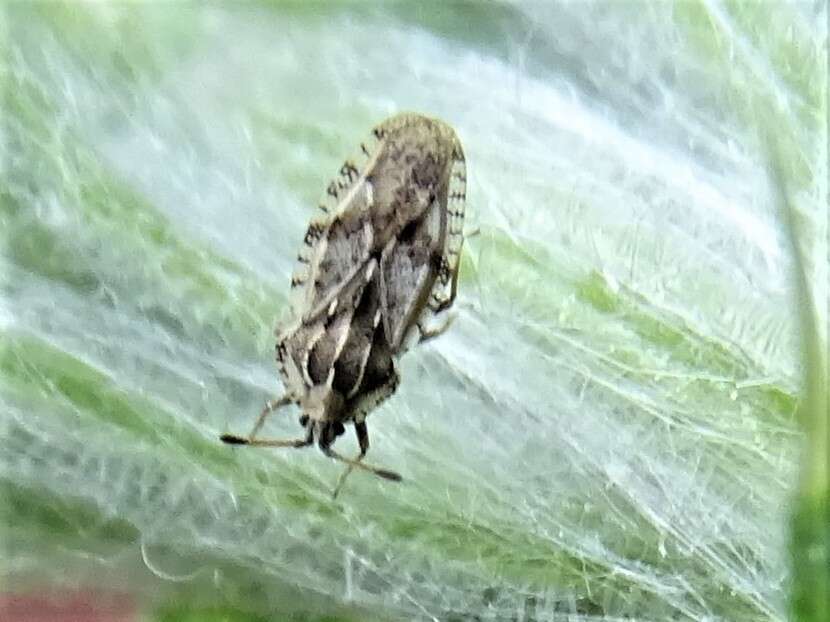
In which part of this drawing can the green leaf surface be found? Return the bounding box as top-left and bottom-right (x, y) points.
(2, 2), (826, 621)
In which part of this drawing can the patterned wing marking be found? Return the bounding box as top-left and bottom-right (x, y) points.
(296, 259), (376, 390)
(301, 214), (376, 323)
(378, 198), (444, 350)
(288, 193), (375, 320)
(277, 321), (324, 391)
(287, 122), (388, 319)
(332, 265), (383, 399)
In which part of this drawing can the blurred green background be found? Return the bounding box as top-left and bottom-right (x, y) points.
(2, 2), (826, 621)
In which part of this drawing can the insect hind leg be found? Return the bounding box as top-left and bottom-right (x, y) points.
(329, 421), (401, 498)
(425, 234), (464, 319)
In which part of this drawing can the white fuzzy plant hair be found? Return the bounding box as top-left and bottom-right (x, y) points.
(2, 2), (825, 621)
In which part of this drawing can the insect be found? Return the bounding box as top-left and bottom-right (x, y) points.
(221, 112), (466, 496)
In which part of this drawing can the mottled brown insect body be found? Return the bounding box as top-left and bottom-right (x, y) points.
(221, 113), (466, 495)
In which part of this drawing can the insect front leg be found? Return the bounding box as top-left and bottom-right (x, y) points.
(221, 421), (313, 449)
(219, 394), (298, 445)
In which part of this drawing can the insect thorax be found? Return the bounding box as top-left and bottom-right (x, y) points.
(363, 122), (456, 247)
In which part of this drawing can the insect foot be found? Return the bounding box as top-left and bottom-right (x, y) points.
(219, 434), (249, 445)
(220, 112), (466, 496)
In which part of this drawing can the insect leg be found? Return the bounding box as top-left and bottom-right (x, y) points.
(219, 395), (292, 444)
(355, 419), (370, 456)
(427, 233), (466, 318)
(248, 395), (293, 440)
(417, 312), (457, 344)
(418, 236), (466, 344)
(332, 420), (371, 498)
(327, 423), (401, 498)
(221, 422), (313, 449)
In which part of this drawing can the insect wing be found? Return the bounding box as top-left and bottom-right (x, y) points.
(381, 132), (466, 348)
(379, 197), (445, 350)
(287, 128), (386, 322)
(286, 113), (465, 352)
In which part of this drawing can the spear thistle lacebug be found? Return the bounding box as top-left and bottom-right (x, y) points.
(221, 113), (466, 497)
